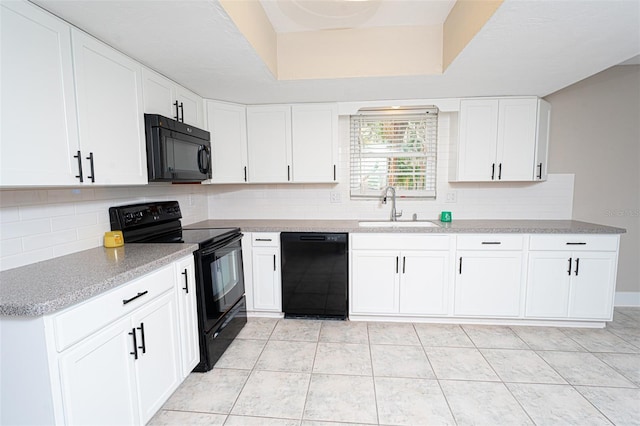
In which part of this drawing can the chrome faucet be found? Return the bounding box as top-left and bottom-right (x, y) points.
(382, 186), (403, 221)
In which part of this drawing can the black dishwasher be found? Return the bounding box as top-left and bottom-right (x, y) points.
(280, 232), (348, 319)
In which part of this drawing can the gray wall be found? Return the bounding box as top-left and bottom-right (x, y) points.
(546, 65), (640, 297)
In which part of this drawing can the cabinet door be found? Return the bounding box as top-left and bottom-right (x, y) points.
(534, 99), (551, 181)
(176, 87), (204, 128)
(456, 99), (499, 181)
(291, 104), (338, 183)
(246, 105), (292, 183)
(142, 68), (176, 119)
(132, 292), (181, 424)
(1, 1), (80, 186)
(454, 251), (523, 317)
(569, 252), (617, 320)
(58, 318), (139, 426)
(175, 256), (199, 378)
(525, 252), (571, 318)
(206, 101), (248, 183)
(72, 29), (147, 185)
(351, 250), (399, 314)
(400, 251), (449, 315)
(496, 98), (538, 181)
(252, 247), (282, 311)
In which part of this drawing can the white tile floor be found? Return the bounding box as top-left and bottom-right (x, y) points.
(150, 308), (640, 426)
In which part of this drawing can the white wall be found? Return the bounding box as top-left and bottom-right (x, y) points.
(208, 113), (575, 221)
(0, 185), (208, 271)
(546, 64), (640, 300)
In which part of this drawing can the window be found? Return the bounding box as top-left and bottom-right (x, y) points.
(350, 108), (438, 199)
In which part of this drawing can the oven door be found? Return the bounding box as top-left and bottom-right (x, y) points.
(195, 235), (245, 332)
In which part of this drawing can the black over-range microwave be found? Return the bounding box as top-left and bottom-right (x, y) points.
(145, 114), (212, 182)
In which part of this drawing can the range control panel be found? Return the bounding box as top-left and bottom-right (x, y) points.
(109, 201), (182, 230)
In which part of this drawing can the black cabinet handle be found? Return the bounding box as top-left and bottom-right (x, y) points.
(395, 256), (399, 274)
(287, 165), (291, 181)
(244, 166), (247, 182)
(402, 256), (406, 274)
(179, 102), (184, 122)
(255, 238), (272, 242)
(498, 163), (502, 180)
(481, 242), (501, 245)
(129, 328), (138, 360)
(491, 163), (495, 180)
(566, 242), (586, 245)
(137, 322), (146, 354)
(459, 257), (463, 274)
(333, 164), (336, 181)
(123, 291), (148, 305)
(182, 269), (189, 293)
(74, 151), (84, 182)
(86, 152), (95, 183)
(575, 258), (580, 276)
(537, 163), (543, 179)
(567, 258), (572, 276)
(273, 254), (276, 271)
(173, 101), (179, 121)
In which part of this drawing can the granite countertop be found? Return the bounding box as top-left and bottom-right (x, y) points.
(0, 243), (198, 317)
(186, 219), (626, 234)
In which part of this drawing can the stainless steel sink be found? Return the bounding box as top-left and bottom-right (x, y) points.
(358, 221), (440, 228)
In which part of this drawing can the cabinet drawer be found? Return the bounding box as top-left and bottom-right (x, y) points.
(529, 235), (619, 251)
(252, 233), (280, 247)
(52, 264), (175, 352)
(456, 235), (524, 250)
(351, 234), (450, 251)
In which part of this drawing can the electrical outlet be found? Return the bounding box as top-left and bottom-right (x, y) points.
(330, 191), (342, 203)
(445, 191), (457, 203)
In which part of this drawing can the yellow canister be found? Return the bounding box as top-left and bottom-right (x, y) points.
(104, 230), (124, 248)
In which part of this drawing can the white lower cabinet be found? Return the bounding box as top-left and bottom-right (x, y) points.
(453, 235), (525, 317)
(251, 233), (282, 312)
(525, 235), (619, 320)
(350, 234), (450, 316)
(175, 256), (199, 377)
(0, 258), (195, 425)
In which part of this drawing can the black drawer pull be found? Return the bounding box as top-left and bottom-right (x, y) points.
(123, 291), (148, 305)
(129, 328), (138, 359)
(481, 242), (502, 245)
(181, 269), (189, 293)
(566, 242), (586, 245)
(255, 238), (272, 242)
(137, 322), (146, 354)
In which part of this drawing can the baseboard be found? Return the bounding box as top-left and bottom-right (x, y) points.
(614, 291), (640, 307)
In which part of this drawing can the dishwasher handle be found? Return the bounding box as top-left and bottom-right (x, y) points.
(299, 235), (326, 241)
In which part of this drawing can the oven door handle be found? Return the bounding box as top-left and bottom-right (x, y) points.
(198, 234), (243, 257)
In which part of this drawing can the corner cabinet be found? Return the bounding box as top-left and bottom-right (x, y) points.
(71, 29), (147, 185)
(350, 234), (451, 317)
(450, 97), (550, 182)
(0, 257), (197, 425)
(453, 235), (525, 317)
(205, 100), (248, 183)
(525, 235), (619, 320)
(143, 68), (204, 128)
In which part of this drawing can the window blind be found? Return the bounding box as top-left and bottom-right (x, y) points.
(350, 108), (438, 199)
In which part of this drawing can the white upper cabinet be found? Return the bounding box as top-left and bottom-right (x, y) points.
(0, 1), (80, 186)
(291, 104), (338, 183)
(450, 97), (550, 182)
(72, 29), (147, 185)
(142, 68), (204, 128)
(205, 100), (248, 183)
(246, 105), (292, 183)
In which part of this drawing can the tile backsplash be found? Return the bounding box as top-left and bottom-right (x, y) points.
(0, 185), (208, 271)
(0, 113), (574, 271)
